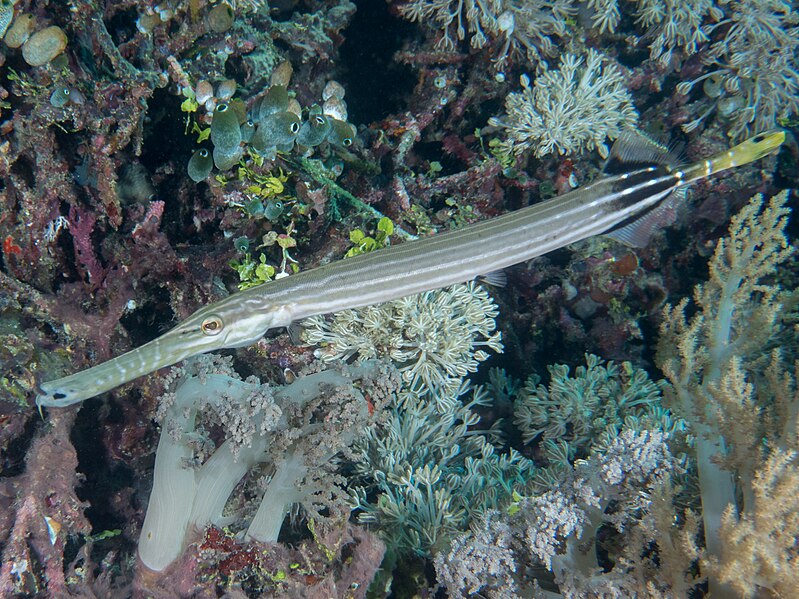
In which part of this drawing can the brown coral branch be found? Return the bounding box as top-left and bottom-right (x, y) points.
(0, 410), (90, 596)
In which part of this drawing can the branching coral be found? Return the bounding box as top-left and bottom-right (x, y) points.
(713, 448), (799, 596)
(352, 382), (534, 557)
(435, 429), (694, 597)
(657, 190), (798, 598)
(513, 353), (683, 488)
(434, 188), (798, 597)
(489, 49), (638, 158)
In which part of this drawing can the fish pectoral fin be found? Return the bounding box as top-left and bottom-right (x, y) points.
(479, 270), (508, 287)
(286, 321), (304, 345)
(605, 189), (684, 248)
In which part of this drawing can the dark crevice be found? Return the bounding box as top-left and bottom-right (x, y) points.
(70, 398), (135, 539)
(119, 285), (174, 348)
(0, 414), (38, 478)
(338, 0), (417, 124)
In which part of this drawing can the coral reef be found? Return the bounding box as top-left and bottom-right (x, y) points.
(136, 355), (398, 594)
(513, 353), (683, 488)
(0, 0), (794, 596)
(397, 0), (574, 68)
(351, 382), (533, 557)
(677, 0), (799, 138)
(435, 428), (693, 598)
(657, 190), (798, 598)
(430, 192), (797, 598)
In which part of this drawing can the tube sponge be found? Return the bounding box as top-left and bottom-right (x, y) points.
(137, 357), (395, 572)
(138, 372), (270, 571)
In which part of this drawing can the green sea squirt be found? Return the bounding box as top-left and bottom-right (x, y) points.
(257, 85), (290, 119)
(296, 105), (331, 148)
(327, 118), (356, 148)
(210, 103), (241, 153)
(49, 86), (71, 107)
(251, 111), (301, 152)
(187, 148), (214, 182)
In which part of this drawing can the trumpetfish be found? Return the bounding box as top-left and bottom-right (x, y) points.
(36, 130), (786, 408)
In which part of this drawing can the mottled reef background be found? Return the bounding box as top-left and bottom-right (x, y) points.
(0, 0), (798, 597)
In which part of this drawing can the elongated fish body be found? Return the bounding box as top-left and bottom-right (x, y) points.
(36, 130), (786, 408)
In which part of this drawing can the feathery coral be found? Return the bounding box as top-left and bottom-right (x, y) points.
(677, 0), (799, 138)
(634, 0), (722, 64)
(302, 282), (503, 408)
(352, 382), (534, 556)
(396, 0), (573, 67)
(489, 49), (638, 158)
(514, 353), (666, 448)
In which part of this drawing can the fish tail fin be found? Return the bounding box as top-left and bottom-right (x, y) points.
(681, 129), (786, 183)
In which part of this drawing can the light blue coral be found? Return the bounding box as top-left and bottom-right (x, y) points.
(513, 353), (672, 451)
(351, 383), (534, 556)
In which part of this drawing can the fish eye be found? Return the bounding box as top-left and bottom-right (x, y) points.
(290, 121), (300, 133)
(217, 103), (229, 113)
(342, 137), (352, 146)
(201, 315), (224, 335)
(314, 115), (325, 125)
(199, 148), (209, 157)
(274, 201), (283, 209)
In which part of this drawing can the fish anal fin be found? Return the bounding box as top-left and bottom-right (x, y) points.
(286, 322), (304, 345)
(606, 189), (683, 248)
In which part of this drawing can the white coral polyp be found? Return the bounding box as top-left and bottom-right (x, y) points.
(302, 282), (503, 402)
(491, 49), (638, 158)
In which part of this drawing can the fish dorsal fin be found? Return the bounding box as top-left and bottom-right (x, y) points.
(605, 188), (685, 248)
(603, 131), (677, 175)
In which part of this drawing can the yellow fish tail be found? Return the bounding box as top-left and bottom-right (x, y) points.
(681, 129), (786, 183)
